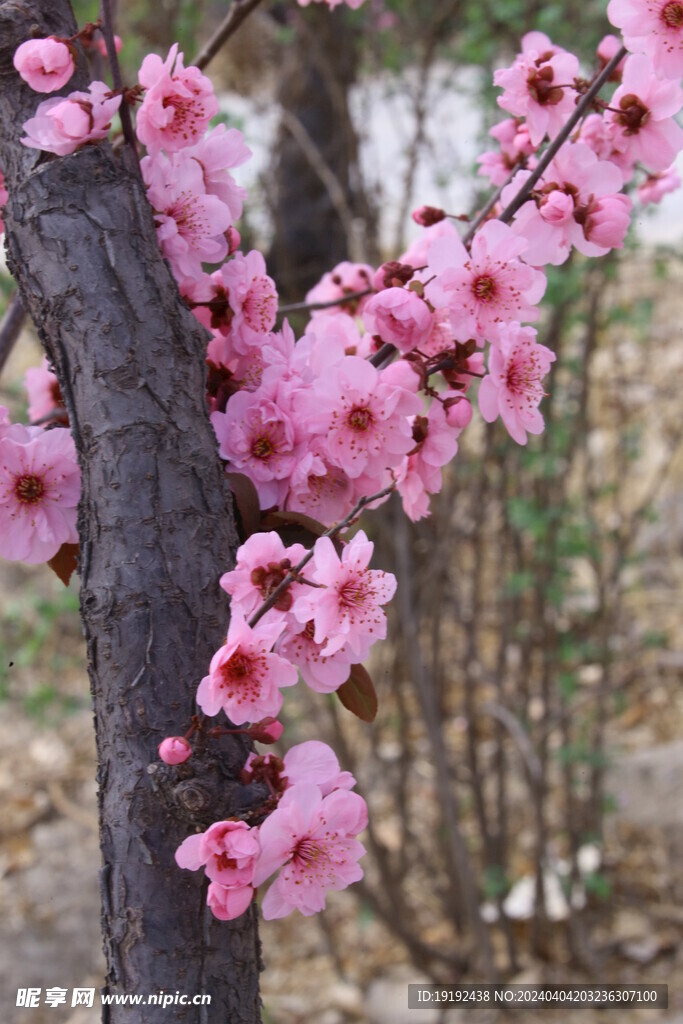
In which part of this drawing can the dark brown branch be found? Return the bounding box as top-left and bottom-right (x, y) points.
(278, 287), (371, 315)
(100, 0), (138, 163)
(193, 0), (265, 71)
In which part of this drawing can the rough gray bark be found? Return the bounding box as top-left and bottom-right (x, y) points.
(0, 3), (262, 1021)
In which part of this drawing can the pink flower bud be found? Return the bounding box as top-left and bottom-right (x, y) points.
(371, 261), (415, 291)
(159, 736), (192, 765)
(584, 193), (632, 249)
(249, 718), (284, 744)
(95, 35), (124, 58)
(226, 226), (241, 255)
(14, 37), (75, 94)
(445, 397), (473, 430)
(539, 190), (574, 225)
(412, 205), (446, 227)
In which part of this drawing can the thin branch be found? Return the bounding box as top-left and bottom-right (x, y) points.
(278, 288), (372, 315)
(193, 0), (266, 71)
(100, 0), (139, 163)
(247, 483), (396, 629)
(497, 47), (627, 226)
(463, 161), (523, 245)
(0, 292), (26, 375)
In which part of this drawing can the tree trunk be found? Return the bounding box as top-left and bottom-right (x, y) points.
(0, 3), (262, 1021)
(267, 4), (375, 300)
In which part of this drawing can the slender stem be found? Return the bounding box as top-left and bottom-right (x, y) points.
(278, 288), (372, 315)
(497, 46), (627, 226)
(193, 0), (265, 71)
(463, 162), (524, 245)
(100, 0), (139, 163)
(0, 292), (26, 375)
(247, 483), (396, 629)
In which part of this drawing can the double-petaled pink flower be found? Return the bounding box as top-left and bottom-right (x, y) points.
(21, 81), (121, 156)
(136, 44), (217, 153)
(14, 37), (75, 93)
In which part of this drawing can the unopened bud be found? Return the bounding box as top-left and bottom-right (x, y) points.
(412, 205), (447, 227)
(249, 718), (284, 744)
(226, 226), (241, 255)
(158, 736), (192, 765)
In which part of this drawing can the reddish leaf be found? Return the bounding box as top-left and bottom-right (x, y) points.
(227, 473), (261, 540)
(47, 543), (79, 586)
(336, 664), (378, 723)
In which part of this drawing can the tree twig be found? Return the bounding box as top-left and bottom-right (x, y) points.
(100, 0), (139, 164)
(278, 288), (372, 315)
(193, 0), (265, 71)
(247, 483), (396, 629)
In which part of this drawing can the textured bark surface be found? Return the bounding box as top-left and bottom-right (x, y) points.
(0, 3), (262, 1021)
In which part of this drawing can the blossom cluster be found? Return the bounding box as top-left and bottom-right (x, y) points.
(7, 0), (683, 926)
(175, 740), (366, 920)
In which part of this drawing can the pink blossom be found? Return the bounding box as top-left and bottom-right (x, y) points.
(158, 736), (192, 765)
(427, 219), (546, 343)
(21, 81), (121, 156)
(292, 530), (396, 658)
(253, 783), (367, 919)
(478, 323), (556, 445)
(604, 54), (683, 172)
(638, 165), (681, 203)
(206, 882), (255, 920)
(219, 532), (306, 623)
(183, 251), (277, 347)
(305, 261), (374, 317)
(180, 124), (251, 221)
(211, 382), (302, 508)
(196, 614), (297, 725)
(142, 151), (232, 281)
(494, 33), (580, 146)
(400, 218), (460, 269)
(276, 619), (357, 693)
(24, 357), (64, 424)
(13, 37), (75, 93)
(608, 0), (683, 79)
(596, 34), (627, 78)
(396, 401), (460, 521)
(0, 425), (80, 563)
(295, 356), (421, 480)
(285, 439), (356, 525)
(362, 287), (434, 354)
(280, 741), (356, 795)
(502, 143), (631, 265)
(176, 819), (261, 887)
(136, 44), (218, 153)
(94, 35), (123, 59)
(477, 117), (535, 186)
